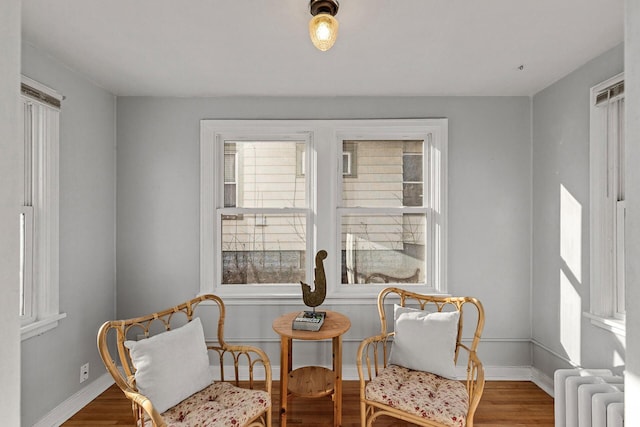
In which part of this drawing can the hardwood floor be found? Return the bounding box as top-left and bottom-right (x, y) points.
(63, 381), (553, 426)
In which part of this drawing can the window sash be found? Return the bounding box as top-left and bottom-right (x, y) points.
(219, 211), (308, 285)
(615, 201), (625, 317)
(215, 135), (313, 290)
(612, 98), (625, 318)
(19, 208), (34, 322)
(20, 76), (63, 339)
(335, 130), (445, 295)
(21, 100), (35, 322)
(338, 209), (429, 285)
(589, 73), (625, 328)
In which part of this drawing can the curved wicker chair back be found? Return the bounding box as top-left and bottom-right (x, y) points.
(357, 287), (485, 427)
(97, 294), (272, 427)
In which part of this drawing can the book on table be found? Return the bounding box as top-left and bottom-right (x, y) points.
(292, 310), (326, 331)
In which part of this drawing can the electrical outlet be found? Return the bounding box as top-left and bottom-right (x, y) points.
(80, 363), (89, 383)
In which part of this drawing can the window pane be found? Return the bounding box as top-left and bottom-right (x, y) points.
(616, 98), (625, 201)
(19, 207), (33, 319)
(224, 183), (236, 207)
(224, 153), (235, 183)
(342, 141), (357, 178)
(221, 213), (306, 284)
(342, 153), (351, 175)
(403, 154), (423, 182)
(342, 140), (423, 208)
(225, 141), (306, 208)
(341, 213), (425, 284)
(19, 213), (26, 316)
(403, 183), (423, 206)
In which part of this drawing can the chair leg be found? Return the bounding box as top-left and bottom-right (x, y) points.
(360, 401), (367, 427)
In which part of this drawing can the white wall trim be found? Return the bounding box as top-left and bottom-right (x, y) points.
(33, 373), (114, 427)
(531, 338), (580, 368)
(20, 312), (67, 341)
(583, 311), (626, 337)
(530, 366), (555, 397)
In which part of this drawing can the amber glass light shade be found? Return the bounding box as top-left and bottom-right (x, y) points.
(309, 13), (339, 51)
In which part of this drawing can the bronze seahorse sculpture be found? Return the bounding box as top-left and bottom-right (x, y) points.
(300, 250), (328, 310)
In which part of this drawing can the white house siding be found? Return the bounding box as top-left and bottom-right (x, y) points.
(343, 141), (404, 207)
(221, 139), (426, 283)
(235, 141), (305, 209)
(221, 214), (305, 252)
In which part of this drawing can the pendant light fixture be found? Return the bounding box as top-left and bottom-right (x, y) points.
(309, 0), (339, 51)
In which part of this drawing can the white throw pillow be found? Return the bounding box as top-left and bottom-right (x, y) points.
(389, 304), (460, 379)
(124, 317), (213, 413)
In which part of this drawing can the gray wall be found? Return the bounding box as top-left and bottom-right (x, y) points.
(20, 43), (117, 426)
(624, 0), (640, 422)
(15, 32), (640, 425)
(0, 0), (22, 425)
(531, 44), (625, 378)
(116, 96), (532, 373)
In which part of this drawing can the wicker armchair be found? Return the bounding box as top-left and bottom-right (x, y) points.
(357, 287), (485, 427)
(97, 294), (272, 427)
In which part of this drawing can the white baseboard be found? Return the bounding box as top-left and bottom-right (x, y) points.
(530, 366), (554, 397)
(32, 373), (114, 427)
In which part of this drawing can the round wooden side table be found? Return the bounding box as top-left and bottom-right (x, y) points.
(272, 310), (351, 427)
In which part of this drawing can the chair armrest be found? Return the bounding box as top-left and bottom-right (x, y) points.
(123, 389), (166, 427)
(458, 346), (485, 419)
(207, 342), (272, 395)
(357, 332), (394, 383)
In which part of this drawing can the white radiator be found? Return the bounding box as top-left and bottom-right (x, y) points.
(554, 368), (624, 427)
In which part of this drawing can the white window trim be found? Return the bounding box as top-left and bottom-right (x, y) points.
(333, 121), (448, 299)
(587, 72), (625, 336)
(200, 121), (315, 302)
(20, 76), (66, 340)
(200, 119), (448, 304)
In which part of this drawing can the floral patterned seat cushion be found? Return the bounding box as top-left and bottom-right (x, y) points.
(144, 382), (270, 427)
(365, 364), (469, 427)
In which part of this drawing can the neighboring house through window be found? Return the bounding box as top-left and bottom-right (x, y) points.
(200, 119), (448, 301)
(588, 73), (625, 335)
(20, 76), (65, 340)
(224, 143), (237, 207)
(297, 141), (358, 178)
(402, 148), (423, 207)
(342, 142), (357, 178)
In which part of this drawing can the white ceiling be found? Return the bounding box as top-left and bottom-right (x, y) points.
(22, 0), (624, 97)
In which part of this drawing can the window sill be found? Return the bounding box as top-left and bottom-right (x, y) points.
(583, 312), (625, 337)
(21, 313), (67, 341)
(199, 285), (446, 306)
